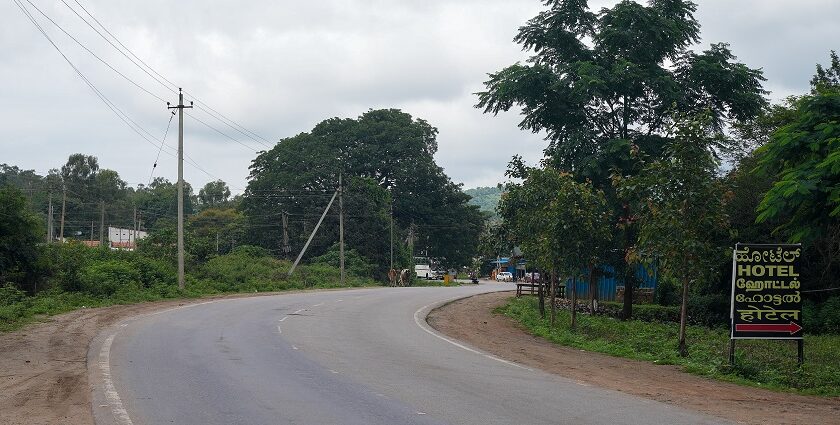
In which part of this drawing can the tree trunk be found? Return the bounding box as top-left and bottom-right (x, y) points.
(550, 268), (557, 326)
(537, 271), (546, 319)
(622, 264), (634, 320)
(678, 277), (690, 357)
(588, 264), (598, 314)
(570, 276), (578, 329)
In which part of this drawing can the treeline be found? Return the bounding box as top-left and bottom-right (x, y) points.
(0, 108), (485, 304)
(477, 0), (840, 352)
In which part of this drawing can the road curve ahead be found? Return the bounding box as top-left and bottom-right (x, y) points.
(90, 283), (727, 425)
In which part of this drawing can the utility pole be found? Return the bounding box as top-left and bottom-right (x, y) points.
(389, 198), (394, 271)
(339, 173), (345, 286)
(59, 186), (66, 243)
(46, 195), (53, 243)
(133, 207), (137, 251)
(99, 201), (105, 247)
(90, 221), (94, 242)
(282, 211), (290, 259)
(289, 190), (338, 276)
(168, 88), (192, 290)
(216, 231), (220, 255)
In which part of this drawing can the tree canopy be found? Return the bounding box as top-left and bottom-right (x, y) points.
(243, 109), (483, 272)
(476, 0), (766, 181)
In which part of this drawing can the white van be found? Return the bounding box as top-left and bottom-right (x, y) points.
(415, 264), (432, 278)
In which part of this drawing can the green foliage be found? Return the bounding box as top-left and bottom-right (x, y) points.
(80, 260), (142, 297)
(500, 167), (611, 277)
(197, 180), (231, 209)
(600, 301), (680, 323)
(803, 297), (840, 334)
(755, 91), (840, 243)
(477, 0), (766, 180)
(464, 186), (502, 221)
(243, 109), (483, 269)
(502, 296), (840, 396)
(0, 186), (43, 292)
(312, 244), (375, 280)
(617, 116), (728, 288)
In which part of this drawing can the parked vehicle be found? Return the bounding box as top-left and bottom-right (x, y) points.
(430, 269), (445, 280)
(495, 271), (513, 282)
(415, 264), (431, 279)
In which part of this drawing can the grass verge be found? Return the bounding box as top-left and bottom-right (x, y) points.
(499, 296), (840, 396)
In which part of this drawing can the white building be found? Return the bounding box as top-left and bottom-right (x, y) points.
(108, 226), (148, 250)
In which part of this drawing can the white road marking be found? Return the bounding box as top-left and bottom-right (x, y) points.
(292, 345), (299, 350)
(336, 299), (344, 302)
(279, 316), (289, 322)
(329, 369), (339, 374)
(277, 325), (282, 334)
(99, 333), (133, 425)
(93, 299), (223, 425)
(293, 309), (305, 314)
(413, 299), (532, 371)
(313, 302), (324, 307)
(417, 412), (427, 415)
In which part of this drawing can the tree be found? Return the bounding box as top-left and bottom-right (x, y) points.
(198, 180), (231, 209)
(500, 166), (611, 328)
(135, 177), (195, 229)
(243, 109), (483, 271)
(616, 115), (728, 356)
(0, 186), (43, 293)
(749, 52), (840, 290)
(476, 0), (766, 319)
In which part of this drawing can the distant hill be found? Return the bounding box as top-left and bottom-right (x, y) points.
(464, 186), (502, 220)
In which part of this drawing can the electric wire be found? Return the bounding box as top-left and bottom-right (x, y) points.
(149, 110), (176, 185)
(68, 0), (274, 148)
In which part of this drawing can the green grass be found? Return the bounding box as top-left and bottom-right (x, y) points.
(499, 296), (840, 396)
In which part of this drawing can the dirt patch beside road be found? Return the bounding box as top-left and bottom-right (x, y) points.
(427, 291), (840, 425)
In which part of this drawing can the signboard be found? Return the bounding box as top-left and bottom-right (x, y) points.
(730, 243), (803, 339)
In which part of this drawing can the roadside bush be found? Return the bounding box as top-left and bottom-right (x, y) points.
(130, 256), (176, 288)
(312, 244), (375, 279)
(686, 294), (730, 328)
(80, 260), (142, 297)
(601, 301), (680, 323)
(820, 297), (840, 334)
(0, 285), (27, 306)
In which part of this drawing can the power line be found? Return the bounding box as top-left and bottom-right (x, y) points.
(150, 110), (176, 184)
(67, 0), (274, 148)
(23, 0), (167, 103)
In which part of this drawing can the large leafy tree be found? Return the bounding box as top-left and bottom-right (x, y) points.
(197, 180), (232, 209)
(243, 109), (483, 272)
(477, 0), (766, 317)
(616, 115), (728, 355)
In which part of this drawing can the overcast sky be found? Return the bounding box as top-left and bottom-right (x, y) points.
(3, 0), (838, 194)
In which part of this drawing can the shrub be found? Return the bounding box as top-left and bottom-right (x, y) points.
(686, 293), (730, 328)
(311, 245), (375, 279)
(80, 260), (142, 297)
(0, 285), (27, 306)
(600, 301), (680, 323)
(818, 296), (840, 334)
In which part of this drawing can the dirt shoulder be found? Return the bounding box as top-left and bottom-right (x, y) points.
(427, 291), (840, 425)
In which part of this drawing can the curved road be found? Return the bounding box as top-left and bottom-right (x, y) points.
(89, 283), (726, 425)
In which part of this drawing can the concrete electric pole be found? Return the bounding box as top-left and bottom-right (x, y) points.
(59, 186), (66, 243)
(339, 173), (345, 286)
(168, 89), (192, 290)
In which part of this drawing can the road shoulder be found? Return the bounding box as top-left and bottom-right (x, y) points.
(427, 291), (840, 425)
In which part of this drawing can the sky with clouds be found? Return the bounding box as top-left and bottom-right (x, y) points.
(3, 0), (838, 194)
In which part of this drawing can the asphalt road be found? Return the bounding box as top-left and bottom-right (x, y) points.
(90, 283), (727, 425)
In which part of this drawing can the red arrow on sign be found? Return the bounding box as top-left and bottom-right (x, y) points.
(735, 322), (802, 334)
